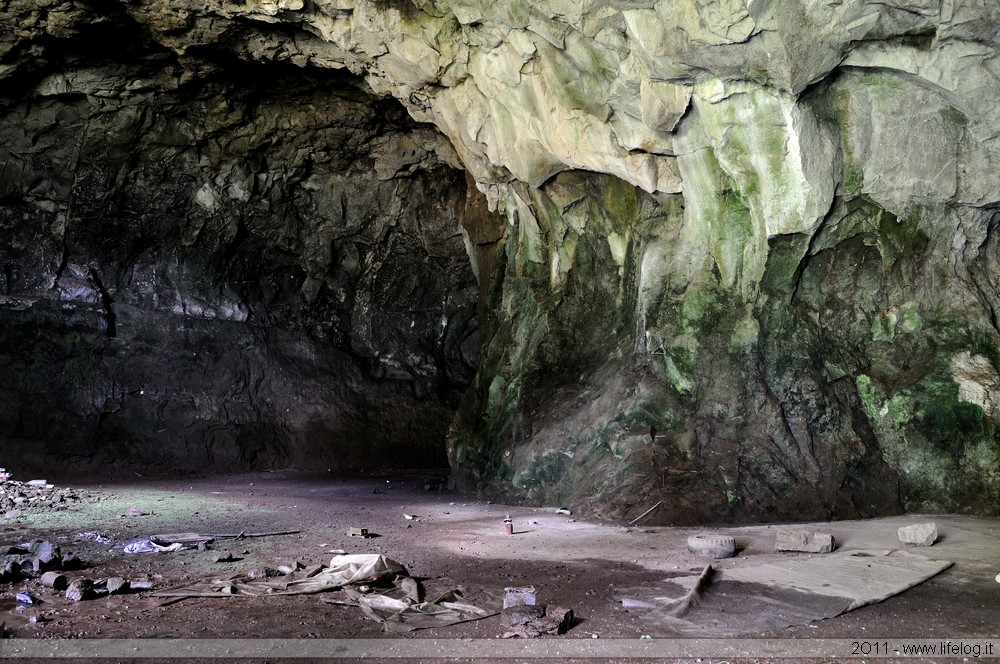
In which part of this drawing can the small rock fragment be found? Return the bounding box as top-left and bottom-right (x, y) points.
(775, 529), (835, 554)
(212, 550), (236, 563)
(898, 523), (938, 546)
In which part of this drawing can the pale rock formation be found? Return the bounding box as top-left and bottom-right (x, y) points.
(2, 0), (1000, 520)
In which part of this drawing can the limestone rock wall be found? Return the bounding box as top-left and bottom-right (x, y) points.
(3, 0), (1000, 519)
(0, 8), (485, 476)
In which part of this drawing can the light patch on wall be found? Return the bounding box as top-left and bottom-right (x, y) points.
(949, 351), (1000, 420)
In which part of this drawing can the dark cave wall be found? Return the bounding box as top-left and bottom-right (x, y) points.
(0, 26), (487, 477)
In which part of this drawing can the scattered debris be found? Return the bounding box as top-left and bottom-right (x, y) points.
(65, 579), (93, 602)
(661, 565), (712, 617)
(403, 514), (417, 521)
(40, 572), (67, 590)
(620, 550), (952, 637)
(423, 480), (445, 491)
(775, 529), (835, 554)
(898, 523), (938, 546)
(503, 586), (536, 609)
(500, 586), (573, 639)
(150, 553), (497, 631)
(212, 551), (237, 563)
(349, 528), (371, 538)
(123, 539), (185, 554)
(0, 473), (91, 515)
(324, 569), (496, 633)
(629, 501), (663, 526)
(556, 508), (572, 515)
(15, 591), (37, 605)
(75, 532), (112, 544)
(687, 534), (736, 559)
(208, 530), (300, 540)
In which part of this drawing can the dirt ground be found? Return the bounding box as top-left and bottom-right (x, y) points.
(0, 470), (996, 663)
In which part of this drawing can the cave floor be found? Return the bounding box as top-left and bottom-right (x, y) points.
(0, 470), (996, 662)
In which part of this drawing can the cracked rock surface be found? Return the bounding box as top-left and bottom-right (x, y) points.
(3, 0), (1000, 520)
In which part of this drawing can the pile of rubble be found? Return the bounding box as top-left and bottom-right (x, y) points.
(0, 470), (92, 516)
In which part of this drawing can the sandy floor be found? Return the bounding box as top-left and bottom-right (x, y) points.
(0, 470), (996, 662)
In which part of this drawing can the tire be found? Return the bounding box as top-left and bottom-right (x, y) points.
(687, 534), (736, 558)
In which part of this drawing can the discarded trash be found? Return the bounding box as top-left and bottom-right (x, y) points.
(775, 529), (835, 554)
(150, 554), (497, 631)
(349, 528), (371, 538)
(403, 514), (417, 521)
(123, 540), (184, 554)
(208, 530), (300, 540)
(898, 523), (937, 546)
(129, 581), (154, 591)
(556, 508), (572, 515)
(121, 532), (216, 554)
(995, 573), (1000, 584)
(621, 597), (658, 609)
(40, 572), (67, 590)
(504, 586), (536, 609)
(76, 532), (112, 544)
(15, 592), (37, 605)
(620, 550), (952, 637)
(25, 480), (47, 487)
(501, 603), (573, 638)
(500, 585), (570, 638)
(687, 534), (736, 559)
(503, 516), (513, 536)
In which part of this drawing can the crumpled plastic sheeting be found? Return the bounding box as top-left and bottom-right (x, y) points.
(120, 533), (214, 554)
(152, 554), (408, 597)
(620, 549), (953, 637)
(152, 554), (497, 631)
(322, 576), (498, 632)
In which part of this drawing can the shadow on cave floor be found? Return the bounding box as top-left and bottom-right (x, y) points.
(0, 470), (995, 661)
